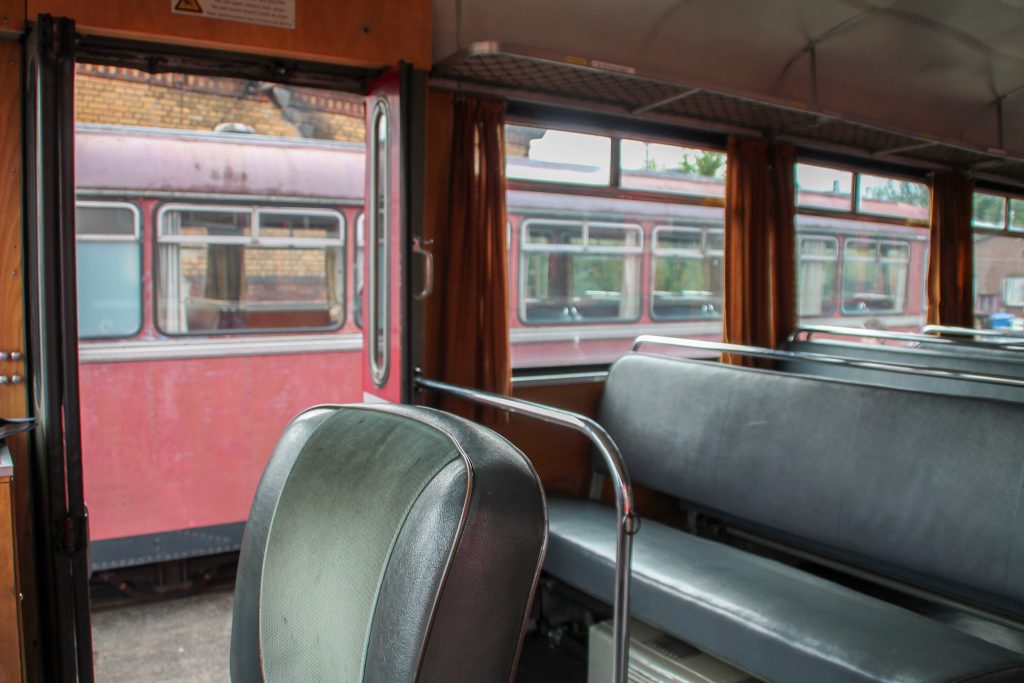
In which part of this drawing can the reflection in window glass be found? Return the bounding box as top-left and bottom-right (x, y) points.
(972, 192), (1006, 229)
(506, 125), (611, 186)
(156, 206), (344, 334)
(796, 164), (853, 211)
(369, 103), (390, 386)
(797, 236), (838, 317)
(620, 139), (725, 197)
(520, 220), (642, 323)
(974, 232), (1024, 329)
(841, 239), (910, 315)
(353, 214), (364, 329)
(857, 174), (930, 220)
(76, 204), (143, 339)
(650, 227), (723, 320)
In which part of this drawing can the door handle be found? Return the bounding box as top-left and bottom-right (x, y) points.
(413, 236), (434, 301)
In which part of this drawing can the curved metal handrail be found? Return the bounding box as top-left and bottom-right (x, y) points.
(922, 325), (1024, 346)
(414, 376), (636, 683)
(787, 324), (1020, 350)
(632, 335), (1024, 389)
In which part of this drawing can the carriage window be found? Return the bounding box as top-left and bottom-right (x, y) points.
(620, 140), (725, 198)
(155, 205), (344, 334)
(972, 192), (1024, 329)
(76, 202), (143, 339)
(797, 236), (839, 317)
(506, 125), (612, 186)
(519, 220), (642, 324)
(857, 174), (930, 220)
(841, 239), (910, 315)
(796, 164), (853, 211)
(650, 227), (723, 320)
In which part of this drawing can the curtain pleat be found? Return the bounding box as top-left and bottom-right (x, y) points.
(722, 137), (796, 365)
(425, 93), (511, 421)
(927, 171), (975, 328)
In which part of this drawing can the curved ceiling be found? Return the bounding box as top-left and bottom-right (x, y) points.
(433, 0), (1024, 184)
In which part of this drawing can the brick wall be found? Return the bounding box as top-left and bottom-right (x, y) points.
(75, 64), (365, 142)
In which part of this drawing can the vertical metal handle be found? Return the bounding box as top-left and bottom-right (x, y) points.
(413, 236), (434, 300)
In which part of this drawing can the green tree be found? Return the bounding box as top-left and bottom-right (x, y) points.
(862, 179), (930, 208)
(679, 151), (725, 178)
(972, 193), (1005, 227)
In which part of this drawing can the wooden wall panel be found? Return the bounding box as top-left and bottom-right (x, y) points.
(0, 0), (23, 36)
(0, 39), (34, 683)
(0, 477), (21, 683)
(493, 381), (605, 498)
(28, 0), (431, 69)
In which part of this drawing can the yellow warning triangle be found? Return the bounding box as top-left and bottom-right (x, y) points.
(174, 0), (203, 13)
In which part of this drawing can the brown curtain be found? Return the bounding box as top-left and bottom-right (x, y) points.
(424, 92), (511, 421)
(927, 171), (975, 328)
(722, 137), (796, 366)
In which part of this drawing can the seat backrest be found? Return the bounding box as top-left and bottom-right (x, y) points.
(598, 353), (1024, 616)
(781, 338), (1024, 402)
(230, 404), (547, 682)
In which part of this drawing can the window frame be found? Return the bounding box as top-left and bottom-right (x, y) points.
(154, 201), (347, 337)
(517, 217), (644, 325)
(972, 189), (1024, 234)
(648, 224), (724, 322)
(75, 199), (145, 340)
(368, 98), (391, 387)
(505, 119), (728, 206)
(795, 162), (930, 227)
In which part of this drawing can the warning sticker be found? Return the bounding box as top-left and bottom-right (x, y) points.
(171, 0), (295, 29)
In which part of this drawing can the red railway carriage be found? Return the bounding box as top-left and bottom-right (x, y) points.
(74, 124), (931, 569)
(75, 125), (367, 569)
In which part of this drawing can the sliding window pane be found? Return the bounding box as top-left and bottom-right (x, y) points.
(857, 174), (930, 221)
(796, 164), (853, 211)
(506, 125), (611, 186)
(1011, 199), (1024, 232)
(620, 139), (725, 197)
(973, 192), (1006, 229)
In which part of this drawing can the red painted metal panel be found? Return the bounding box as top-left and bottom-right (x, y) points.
(79, 351), (361, 541)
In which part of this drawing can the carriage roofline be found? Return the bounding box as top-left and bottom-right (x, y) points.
(75, 123), (365, 151)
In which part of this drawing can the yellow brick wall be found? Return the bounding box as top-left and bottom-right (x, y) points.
(75, 65), (365, 142)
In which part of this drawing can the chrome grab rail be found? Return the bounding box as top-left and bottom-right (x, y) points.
(414, 376), (636, 683)
(788, 324), (965, 346)
(632, 335), (1024, 388)
(922, 325), (1024, 346)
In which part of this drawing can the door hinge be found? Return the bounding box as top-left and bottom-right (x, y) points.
(62, 509), (89, 558)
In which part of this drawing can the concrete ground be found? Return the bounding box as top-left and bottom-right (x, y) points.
(91, 590), (233, 682)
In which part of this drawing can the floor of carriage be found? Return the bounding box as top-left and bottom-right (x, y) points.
(90, 588), (586, 682)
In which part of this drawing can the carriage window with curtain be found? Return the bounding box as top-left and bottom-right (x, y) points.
(519, 219), (642, 324)
(156, 205), (344, 334)
(650, 226), (723, 319)
(972, 191), (1024, 330)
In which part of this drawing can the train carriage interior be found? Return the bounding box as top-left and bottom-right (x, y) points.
(4, 1), (1024, 682)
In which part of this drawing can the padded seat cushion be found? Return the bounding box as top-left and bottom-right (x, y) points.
(546, 497), (1024, 683)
